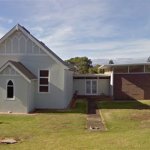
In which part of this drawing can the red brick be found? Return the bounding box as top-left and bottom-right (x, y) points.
(113, 74), (150, 100)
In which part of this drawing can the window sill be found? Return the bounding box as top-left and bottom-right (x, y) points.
(38, 92), (50, 94)
(6, 98), (15, 101)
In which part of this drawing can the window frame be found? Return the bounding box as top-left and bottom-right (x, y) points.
(38, 69), (50, 93)
(85, 79), (98, 95)
(6, 79), (15, 100)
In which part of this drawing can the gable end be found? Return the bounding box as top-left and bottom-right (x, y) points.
(0, 24), (69, 69)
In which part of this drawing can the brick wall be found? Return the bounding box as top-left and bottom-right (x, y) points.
(113, 74), (150, 100)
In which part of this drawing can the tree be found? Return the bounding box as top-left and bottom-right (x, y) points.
(89, 64), (101, 74)
(109, 59), (114, 64)
(65, 57), (92, 74)
(147, 56), (150, 62)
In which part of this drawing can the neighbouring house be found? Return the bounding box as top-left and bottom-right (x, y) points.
(0, 24), (149, 113)
(0, 24), (73, 113)
(100, 63), (150, 100)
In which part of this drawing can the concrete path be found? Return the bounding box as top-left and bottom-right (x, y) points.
(87, 99), (106, 131)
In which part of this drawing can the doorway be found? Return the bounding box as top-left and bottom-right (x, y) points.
(85, 80), (97, 95)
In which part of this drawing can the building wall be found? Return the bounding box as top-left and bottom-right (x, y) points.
(64, 70), (73, 107)
(0, 75), (30, 113)
(113, 73), (150, 100)
(73, 79), (86, 95)
(35, 64), (66, 109)
(0, 30), (71, 109)
(27, 80), (35, 112)
(73, 78), (110, 96)
(98, 79), (110, 95)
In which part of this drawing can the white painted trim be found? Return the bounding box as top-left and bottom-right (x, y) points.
(6, 79), (15, 101)
(0, 66), (20, 76)
(18, 25), (68, 69)
(0, 53), (47, 56)
(114, 72), (150, 74)
(10, 65), (31, 83)
(0, 62), (31, 83)
(4, 41), (6, 54)
(85, 79), (98, 95)
(0, 26), (17, 44)
(38, 69), (50, 94)
(27, 82), (29, 113)
(0, 74), (20, 77)
(31, 79), (37, 81)
(112, 70), (114, 97)
(0, 24), (68, 69)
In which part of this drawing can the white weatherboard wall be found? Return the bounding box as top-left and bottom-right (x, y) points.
(98, 79), (110, 95)
(64, 69), (73, 107)
(73, 79), (110, 96)
(0, 75), (30, 113)
(35, 64), (66, 109)
(27, 80), (35, 112)
(110, 71), (114, 96)
(73, 79), (85, 95)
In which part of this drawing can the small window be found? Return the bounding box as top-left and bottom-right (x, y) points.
(129, 65), (144, 73)
(7, 80), (14, 99)
(114, 66), (128, 73)
(39, 70), (49, 92)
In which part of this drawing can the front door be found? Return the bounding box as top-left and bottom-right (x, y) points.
(86, 80), (97, 95)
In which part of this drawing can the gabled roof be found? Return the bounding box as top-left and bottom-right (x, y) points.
(0, 61), (37, 82)
(0, 24), (69, 69)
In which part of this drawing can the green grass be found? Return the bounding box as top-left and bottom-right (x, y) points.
(0, 100), (150, 150)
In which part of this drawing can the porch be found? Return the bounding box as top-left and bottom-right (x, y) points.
(73, 74), (111, 97)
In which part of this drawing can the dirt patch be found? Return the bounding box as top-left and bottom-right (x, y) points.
(130, 113), (150, 121)
(87, 114), (106, 131)
(87, 99), (106, 131)
(140, 120), (150, 128)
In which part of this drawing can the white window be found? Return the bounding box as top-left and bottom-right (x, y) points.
(7, 80), (15, 100)
(85, 80), (97, 95)
(39, 70), (49, 93)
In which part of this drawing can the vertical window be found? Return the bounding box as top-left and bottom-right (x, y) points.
(7, 80), (14, 99)
(86, 80), (97, 95)
(39, 70), (49, 92)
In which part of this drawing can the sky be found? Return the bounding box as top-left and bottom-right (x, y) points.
(0, 0), (150, 60)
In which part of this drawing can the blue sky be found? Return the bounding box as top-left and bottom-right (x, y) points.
(0, 0), (150, 60)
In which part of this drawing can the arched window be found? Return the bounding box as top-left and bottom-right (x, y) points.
(7, 80), (14, 99)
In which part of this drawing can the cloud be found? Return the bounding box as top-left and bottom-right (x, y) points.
(1, 0), (150, 61)
(0, 17), (13, 24)
(30, 26), (44, 33)
(43, 38), (150, 60)
(25, 1), (108, 34)
(0, 17), (13, 38)
(40, 26), (74, 45)
(0, 26), (7, 39)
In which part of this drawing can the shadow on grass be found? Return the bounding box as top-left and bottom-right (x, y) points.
(97, 100), (150, 110)
(35, 100), (87, 114)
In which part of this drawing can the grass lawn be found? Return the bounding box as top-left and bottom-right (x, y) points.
(0, 100), (150, 150)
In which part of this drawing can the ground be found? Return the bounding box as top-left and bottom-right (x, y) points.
(0, 100), (150, 150)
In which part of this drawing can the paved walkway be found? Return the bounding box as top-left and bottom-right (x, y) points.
(87, 99), (106, 131)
